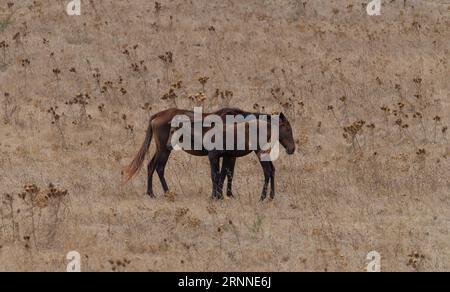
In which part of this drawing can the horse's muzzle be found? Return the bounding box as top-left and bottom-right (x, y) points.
(286, 148), (295, 155)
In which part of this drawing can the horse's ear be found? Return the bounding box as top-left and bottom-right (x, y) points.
(280, 112), (286, 121)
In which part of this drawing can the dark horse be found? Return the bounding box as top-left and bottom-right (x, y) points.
(124, 108), (251, 198)
(167, 113), (296, 201)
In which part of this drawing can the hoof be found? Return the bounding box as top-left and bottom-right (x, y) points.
(211, 194), (224, 201)
(147, 192), (156, 199)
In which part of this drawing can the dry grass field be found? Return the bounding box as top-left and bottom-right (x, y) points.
(0, 0), (449, 271)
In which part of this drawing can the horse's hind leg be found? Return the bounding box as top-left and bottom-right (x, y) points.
(156, 150), (171, 194)
(223, 157), (236, 198)
(147, 154), (157, 198)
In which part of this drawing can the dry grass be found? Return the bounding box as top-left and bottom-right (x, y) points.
(0, 0), (449, 271)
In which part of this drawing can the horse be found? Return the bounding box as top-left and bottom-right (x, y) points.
(123, 107), (253, 198)
(167, 113), (296, 201)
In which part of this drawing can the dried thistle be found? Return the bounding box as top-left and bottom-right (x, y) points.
(198, 76), (209, 91)
(161, 89), (177, 101)
(416, 148), (426, 156)
(158, 51), (173, 65)
(155, 2), (162, 14)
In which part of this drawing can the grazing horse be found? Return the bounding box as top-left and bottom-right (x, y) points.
(167, 113), (296, 201)
(124, 107), (250, 198)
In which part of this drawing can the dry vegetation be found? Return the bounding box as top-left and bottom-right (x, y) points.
(0, 0), (449, 271)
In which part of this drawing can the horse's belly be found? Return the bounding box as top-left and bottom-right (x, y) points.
(183, 150), (208, 156)
(221, 150), (253, 157)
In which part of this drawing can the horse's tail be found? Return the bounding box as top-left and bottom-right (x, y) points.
(123, 115), (155, 183)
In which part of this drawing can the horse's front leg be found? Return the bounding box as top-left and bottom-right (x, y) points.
(218, 156), (235, 197)
(217, 158), (228, 198)
(269, 162), (276, 200)
(257, 156), (274, 201)
(208, 152), (222, 200)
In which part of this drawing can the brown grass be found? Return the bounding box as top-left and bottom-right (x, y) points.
(0, 0), (449, 271)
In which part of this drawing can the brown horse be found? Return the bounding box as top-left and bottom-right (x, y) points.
(124, 107), (251, 198)
(167, 113), (296, 201)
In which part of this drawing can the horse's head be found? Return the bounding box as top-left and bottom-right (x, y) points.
(278, 113), (295, 155)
